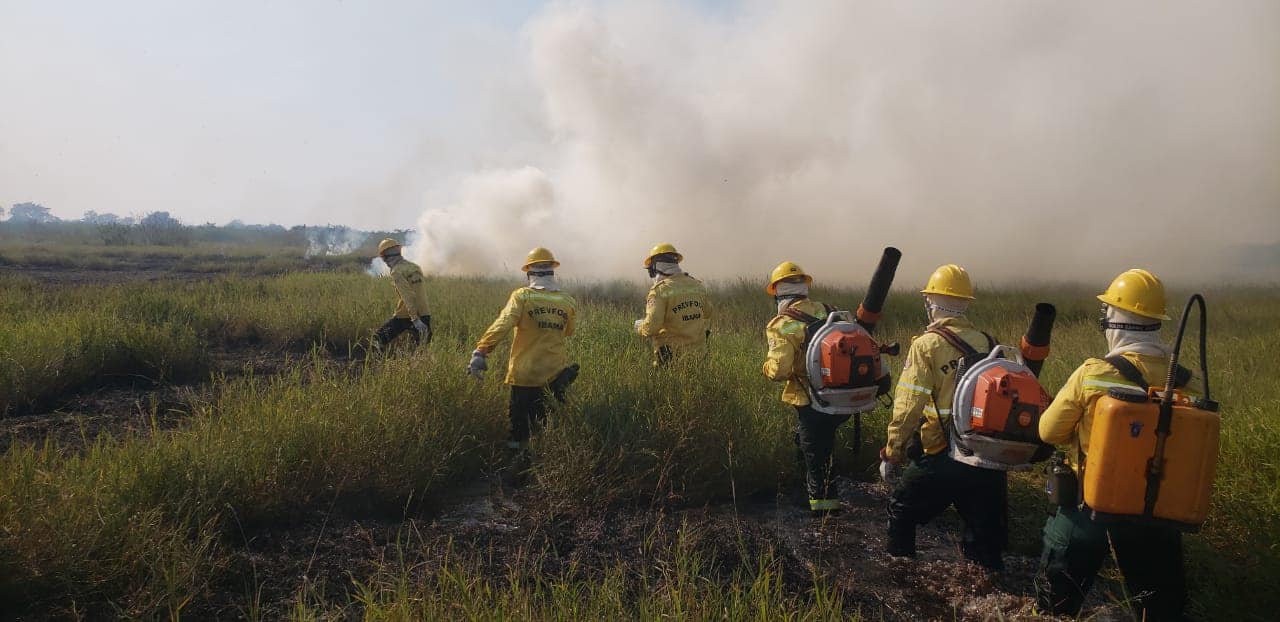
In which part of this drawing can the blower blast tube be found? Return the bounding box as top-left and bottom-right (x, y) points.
(856, 247), (902, 333)
(1021, 303), (1056, 377)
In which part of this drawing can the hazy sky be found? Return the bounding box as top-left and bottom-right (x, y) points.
(2, 1), (1277, 283)
(1, 0), (550, 226)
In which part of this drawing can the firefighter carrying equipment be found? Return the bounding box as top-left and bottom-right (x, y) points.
(920, 264), (975, 300)
(786, 308), (891, 416)
(376, 238), (402, 257)
(643, 243), (683, 268)
(390, 258), (430, 320)
(636, 272), (712, 353)
(475, 286), (577, 387)
(1083, 295), (1218, 531)
(767, 261), (812, 295)
(521, 247), (560, 272)
(1097, 268), (1171, 321)
(941, 328), (1054, 471)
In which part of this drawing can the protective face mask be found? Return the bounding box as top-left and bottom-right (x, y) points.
(924, 294), (968, 325)
(527, 271), (560, 291)
(1103, 305), (1169, 357)
(650, 260), (683, 283)
(774, 281), (809, 312)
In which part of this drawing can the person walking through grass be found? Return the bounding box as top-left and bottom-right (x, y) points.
(467, 247), (579, 478)
(372, 238), (432, 349)
(761, 261), (848, 515)
(634, 243), (712, 366)
(878, 264), (1008, 571)
(1035, 269), (1195, 620)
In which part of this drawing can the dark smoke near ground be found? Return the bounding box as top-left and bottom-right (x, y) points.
(408, 0), (1279, 286)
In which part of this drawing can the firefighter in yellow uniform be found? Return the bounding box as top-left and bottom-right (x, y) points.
(372, 238), (432, 347)
(468, 247), (579, 459)
(761, 261), (847, 514)
(1035, 269), (1193, 621)
(878, 265), (1007, 570)
(634, 243), (712, 365)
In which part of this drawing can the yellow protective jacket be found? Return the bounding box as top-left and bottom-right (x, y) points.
(390, 260), (430, 319)
(884, 317), (994, 461)
(1039, 352), (1199, 475)
(475, 287), (577, 387)
(636, 273), (712, 353)
(762, 299), (832, 406)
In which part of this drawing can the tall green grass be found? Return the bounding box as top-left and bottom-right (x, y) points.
(0, 353), (501, 617)
(0, 273), (1276, 618)
(291, 532), (847, 621)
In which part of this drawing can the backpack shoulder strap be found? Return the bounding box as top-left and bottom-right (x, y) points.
(1103, 355), (1150, 391)
(781, 306), (820, 324)
(929, 326), (979, 358)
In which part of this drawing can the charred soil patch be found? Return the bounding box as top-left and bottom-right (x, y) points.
(198, 477), (1127, 621)
(0, 346), (302, 451)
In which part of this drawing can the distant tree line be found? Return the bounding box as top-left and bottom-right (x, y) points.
(1, 202), (404, 255)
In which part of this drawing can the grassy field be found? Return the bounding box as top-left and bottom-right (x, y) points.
(0, 269), (1276, 619)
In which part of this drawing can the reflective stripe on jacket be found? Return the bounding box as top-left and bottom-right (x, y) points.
(762, 299), (831, 406)
(390, 260), (430, 319)
(476, 287), (577, 387)
(636, 273), (712, 352)
(1039, 352), (1200, 475)
(884, 317), (993, 460)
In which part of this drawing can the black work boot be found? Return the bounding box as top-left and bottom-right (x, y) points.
(501, 441), (533, 487)
(887, 519), (917, 558)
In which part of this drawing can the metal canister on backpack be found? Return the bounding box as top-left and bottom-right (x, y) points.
(1045, 451), (1079, 508)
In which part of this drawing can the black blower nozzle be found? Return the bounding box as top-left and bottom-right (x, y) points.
(856, 246), (902, 333)
(1022, 302), (1056, 377)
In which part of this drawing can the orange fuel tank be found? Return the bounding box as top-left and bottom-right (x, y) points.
(1083, 387), (1219, 530)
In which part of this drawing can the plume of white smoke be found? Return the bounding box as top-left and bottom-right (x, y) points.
(304, 225), (370, 258)
(409, 167), (558, 274)
(367, 256), (391, 277)
(411, 0), (1280, 285)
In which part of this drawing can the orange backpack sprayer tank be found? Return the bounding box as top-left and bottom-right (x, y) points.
(1083, 294), (1220, 531)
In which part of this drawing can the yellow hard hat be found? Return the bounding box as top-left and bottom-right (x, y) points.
(1097, 268), (1170, 320)
(376, 238), (401, 257)
(920, 264), (975, 300)
(643, 243), (683, 268)
(766, 261), (812, 295)
(521, 247), (560, 272)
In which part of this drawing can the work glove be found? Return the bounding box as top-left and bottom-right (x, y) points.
(879, 460), (903, 486)
(467, 350), (488, 380)
(633, 319), (644, 332)
(413, 316), (432, 344)
(879, 446), (903, 486)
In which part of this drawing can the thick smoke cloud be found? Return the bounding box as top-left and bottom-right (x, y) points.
(411, 0), (1279, 286)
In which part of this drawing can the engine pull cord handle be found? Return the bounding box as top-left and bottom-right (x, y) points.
(1144, 293), (1208, 518)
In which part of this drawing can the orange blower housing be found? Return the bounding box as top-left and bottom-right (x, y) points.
(815, 330), (883, 389)
(968, 366), (1050, 444)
